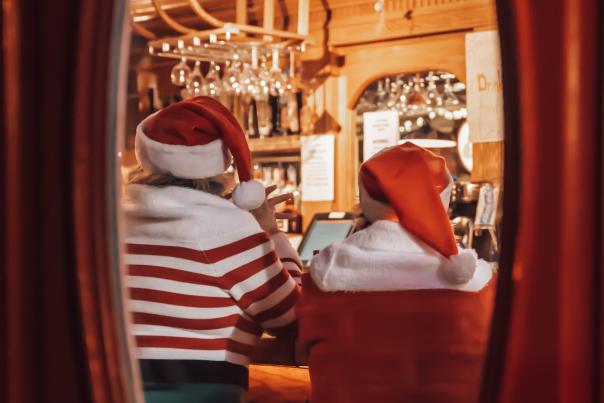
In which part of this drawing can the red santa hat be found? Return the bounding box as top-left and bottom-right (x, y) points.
(359, 142), (476, 283)
(134, 96), (265, 210)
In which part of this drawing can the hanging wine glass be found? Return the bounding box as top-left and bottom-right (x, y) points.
(394, 75), (410, 116)
(269, 47), (287, 96)
(241, 46), (261, 98)
(258, 58), (271, 99)
(395, 74), (407, 89)
(356, 87), (374, 113)
(386, 78), (401, 110)
(204, 60), (223, 98)
(429, 72), (457, 133)
(436, 72), (462, 120)
(425, 71), (442, 110)
(223, 56), (242, 95)
(406, 74), (430, 117)
(441, 72), (460, 107)
(286, 50), (300, 92)
(186, 61), (204, 97)
(249, 47), (272, 137)
(240, 63), (259, 97)
(374, 79), (388, 110)
(170, 57), (191, 87)
(180, 87), (192, 100)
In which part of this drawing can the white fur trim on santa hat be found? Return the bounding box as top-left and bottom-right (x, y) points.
(232, 180), (265, 210)
(135, 114), (232, 179)
(309, 220), (492, 292)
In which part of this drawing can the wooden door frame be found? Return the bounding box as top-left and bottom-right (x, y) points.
(478, 0), (519, 399)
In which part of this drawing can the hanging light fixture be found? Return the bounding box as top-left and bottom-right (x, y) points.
(398, 126), (457, 149)
(456, 120), (473, 171)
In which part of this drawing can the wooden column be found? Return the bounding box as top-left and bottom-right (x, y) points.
(297, 0), (309, 35)
(263, 0), (274, 41)
(472, 142), (504, 183)
(236, 0), (247, 24)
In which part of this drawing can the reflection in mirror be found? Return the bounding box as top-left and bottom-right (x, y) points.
(117, 1), (503, 402)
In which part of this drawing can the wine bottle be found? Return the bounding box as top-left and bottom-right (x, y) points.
(283, 164), (302, 233)
(287, 91), (301, 135)
(247, 98), (260, 138)
(256, 95), (272, 138)
(147, 88), (156, 114)
(299, 92), (314, 134)
(269, 94), (284, 136)
(273, 164), (286, 191)
(233, 94), (247, 134)
(279, 94), (290, 135)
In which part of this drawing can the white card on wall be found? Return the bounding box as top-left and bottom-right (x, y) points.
(465, 30), (504, 143)
(362, 110), (400, 161)
(301, 134), (335, 201)
(475, 184), (500, 227)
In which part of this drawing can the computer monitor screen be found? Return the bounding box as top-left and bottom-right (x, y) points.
(298, 218), (353, 264)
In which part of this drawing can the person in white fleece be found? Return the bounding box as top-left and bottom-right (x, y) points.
(123, 96), (302, 403)
(297, 143), (496, 403)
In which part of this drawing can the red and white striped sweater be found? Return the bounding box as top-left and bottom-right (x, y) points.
(122, 184), (302, 378)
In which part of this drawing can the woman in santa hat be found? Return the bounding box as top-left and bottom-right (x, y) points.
(122, 96), (302, 402)
(296, 143), (496, 403)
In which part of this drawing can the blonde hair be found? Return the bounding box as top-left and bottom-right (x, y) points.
(128, 167), (232, 197)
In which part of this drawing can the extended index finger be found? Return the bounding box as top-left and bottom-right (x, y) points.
(267, 193), (293, 207)
(265, 184), (277, 197)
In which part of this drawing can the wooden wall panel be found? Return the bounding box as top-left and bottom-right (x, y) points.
(472, 142), (504, 182)
(340, 31), (469, 108)
(130, 0), (495, 51)
(327, 0), (496, 46)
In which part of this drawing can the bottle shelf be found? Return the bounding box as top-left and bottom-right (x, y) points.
(248, 135), (301, 154)
(253, 155), (301, 164)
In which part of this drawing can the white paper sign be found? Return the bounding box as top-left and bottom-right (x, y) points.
(475, 184), (500, 227)
(465, 31), (504, 143)
(301, 134), (335, 201)
(362, 111), (400, 161)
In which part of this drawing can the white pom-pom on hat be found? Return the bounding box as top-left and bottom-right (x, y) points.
(438, 249), (477, 284)
(232, 180), (265, 210)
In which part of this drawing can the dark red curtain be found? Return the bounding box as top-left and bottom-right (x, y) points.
(0, 3), (5, 400)
(1, 1), (130, 403)
(482, 0), (603, 402)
